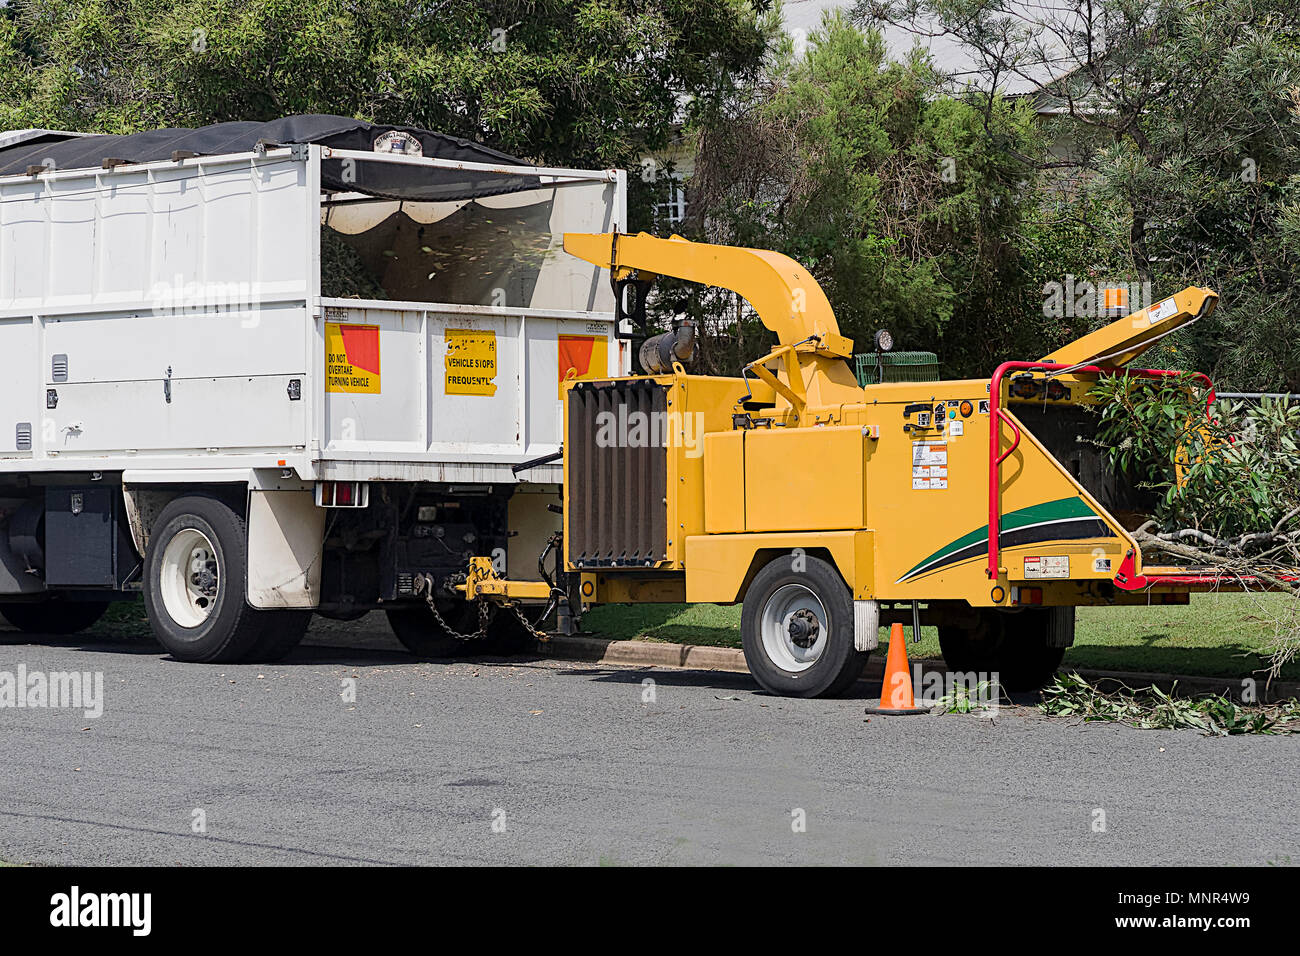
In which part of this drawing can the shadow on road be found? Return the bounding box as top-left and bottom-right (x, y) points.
(0, 631), (162, 657)
(558, 662), (906, 701)
(3, 617), (1253, 706)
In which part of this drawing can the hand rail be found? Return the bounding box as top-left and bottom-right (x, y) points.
(986, 363), (1215, 582)
(996, 414), (1021, 467)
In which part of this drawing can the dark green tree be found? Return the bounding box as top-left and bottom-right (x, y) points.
(0, 0), (773, 172)
(680, 13), (1043, 376)
(860, 0), (1300, 390)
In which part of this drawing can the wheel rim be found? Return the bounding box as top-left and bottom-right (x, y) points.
(759, 583), (829, 672)
(159, 528), (220, 629)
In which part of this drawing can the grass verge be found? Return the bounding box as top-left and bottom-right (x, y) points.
(582, 593), (1299, 681)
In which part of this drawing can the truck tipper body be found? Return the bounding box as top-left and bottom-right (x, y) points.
(0, 116), (627, 660)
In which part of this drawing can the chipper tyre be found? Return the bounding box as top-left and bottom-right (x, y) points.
(0, 599), (111, 635)
(143, 495), (308, 663)
(741, 555), (866, 698)
(938, 608), (1067, 693)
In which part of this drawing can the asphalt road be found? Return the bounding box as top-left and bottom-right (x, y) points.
(1, 619), (1296, 866)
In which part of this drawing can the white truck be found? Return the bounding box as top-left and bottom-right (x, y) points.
(0, 115), (628, 662)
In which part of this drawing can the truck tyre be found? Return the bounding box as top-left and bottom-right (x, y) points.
(315, 606), (368, 622)
(741, 555), (866, 698)
(143, 494), (288, 663)
(485, 605), (542, 654)
(0, 599), (111, 635)
(386, 599), (481, 659)
(938, 608), (1066, 693)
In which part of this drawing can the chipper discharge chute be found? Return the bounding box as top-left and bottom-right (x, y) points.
(466, 230), (1240, 698)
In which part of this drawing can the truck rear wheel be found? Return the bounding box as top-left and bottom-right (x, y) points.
(143, 495), (309, 663)
(243, 611), (312, 663)
(386, 599), (482, 659)
(0, 599), (111, 635)
(485, 605), (544, 653)
(938, 608), (1067, 692)
(740, 555), (866, 698)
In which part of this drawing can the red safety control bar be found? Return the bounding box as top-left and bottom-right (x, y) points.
(1112, 548), (1299, 590)
(987, 363), (1214, 585)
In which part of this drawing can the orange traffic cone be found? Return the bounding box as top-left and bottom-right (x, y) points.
(864, 623), (930, 715)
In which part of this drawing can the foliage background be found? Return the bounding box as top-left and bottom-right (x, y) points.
(1, 0), (1298, 387)
(0, 0), (775, 226)
(679, 14), (1046, 377)
(853, 0), (1300, 389)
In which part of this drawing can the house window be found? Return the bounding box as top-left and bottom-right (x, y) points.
(655, 175), (687, 229)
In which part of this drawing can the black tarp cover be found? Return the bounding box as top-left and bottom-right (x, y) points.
(0, 114), (541, 201)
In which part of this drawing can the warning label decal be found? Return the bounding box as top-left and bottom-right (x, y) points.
(326, 323), (381, 393)
(911, 440), (948, 490)
(1024, 555), (1070, 579)
(445, 328), (498, 396)
(1147, 297), (1177, 324)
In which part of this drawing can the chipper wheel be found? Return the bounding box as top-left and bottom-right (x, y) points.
(142, 495), (310, 663)
(740, 554), (868, 698)
(937, 607), (1069, 693)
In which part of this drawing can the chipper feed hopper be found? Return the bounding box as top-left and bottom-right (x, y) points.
(468, 231), (1229, 698)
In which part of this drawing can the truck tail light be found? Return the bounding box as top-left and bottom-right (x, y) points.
(315, 481), (369, 508)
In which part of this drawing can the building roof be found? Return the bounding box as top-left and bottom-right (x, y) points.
(784, 0), (1073, 99)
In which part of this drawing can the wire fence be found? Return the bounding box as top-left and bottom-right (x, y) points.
(1217, 392), (1299, 403)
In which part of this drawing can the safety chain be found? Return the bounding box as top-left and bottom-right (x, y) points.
(417, 575), (559, 643)
(506, 590), (565, 643)
(418, 575), (491, 642)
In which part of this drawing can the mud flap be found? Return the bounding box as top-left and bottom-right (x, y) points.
(1046, 605), (1076, 648)
(854, 599), (880, 651)
(247, 489), (325, 608)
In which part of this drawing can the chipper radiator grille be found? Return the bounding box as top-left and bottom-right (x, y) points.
(566, 379), (669, 567)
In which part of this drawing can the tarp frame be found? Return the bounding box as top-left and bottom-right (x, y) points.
(0, 146), (289, 188)
(0, 146), (617, 204)
(318, 146), (618, 185)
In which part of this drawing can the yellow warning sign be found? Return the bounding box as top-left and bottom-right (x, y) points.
(325, 323), (381, 394)
(445, 328), (498, 396)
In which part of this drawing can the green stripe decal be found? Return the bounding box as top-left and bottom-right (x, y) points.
(898, 497), (1098, 582)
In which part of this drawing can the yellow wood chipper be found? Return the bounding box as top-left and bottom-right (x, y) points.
(466, 231), (1239, 698)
